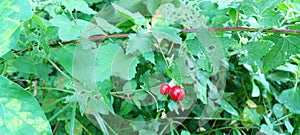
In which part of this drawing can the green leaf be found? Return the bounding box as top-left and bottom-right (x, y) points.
(0, 0), (32, 57)
(246, 99), (257, 108)
(277, 88), (300, 114)
(240, 41), (273, 68)
(218, 100), (239, 116)
(173, 56), (195, 84)
(180, 130), (191, 135)
(168, 100), (179, 114)
(284, 118), (294, 134)
(112, 53), (139, 80)
(196, 27), (224, 75)
(95, 42), (140, 81)
(166, 63), (182, 86)
(241, 107), (262, 126)
(126, 32), (155, 63)
(260, 124), (283, 135)
(42, 93), (59, 113)
(95, 17), (122, 34)
(12, 56), (52, 78)
(143, 0), (160, 15)
(273, 104), (284, 118)
(95, 43), (120, 82)
(211, 15), (230, 27)
(211, 0), (241, 10)
(185, 38), (211, 71)
(50, 15), (88, 41)
(240, 0), (283, 28)
(262, 35), (300, 72)
(87, 95), (109, 115)
(61, 0), (96, 15)
(1, 0), (32, 20)
(56, 45), (76, 75)
(12, 56), (36, 74)
(276, 63), (298, 74)
(85, 0), (103, 5)
(31, 15), (47, 31)
(112, 3), (147, 26)
(251, 81), (260, 97)
(195, 75), (208, 104)
(65, 119), (83, 135)
(0, 76), (52, 134)
(119, 101), (134, 115)
(151, 25), (182, 45)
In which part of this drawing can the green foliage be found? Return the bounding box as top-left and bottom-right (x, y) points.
(0, 76), (52, 134)
(240, 0), (283, 28)
(2, 0), (300, 134)
(0, 0), (32, 57)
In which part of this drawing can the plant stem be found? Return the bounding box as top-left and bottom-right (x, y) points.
(69, 102), (77, 135)
(49, 26), (300, 46)
(37, 87), (74, 94)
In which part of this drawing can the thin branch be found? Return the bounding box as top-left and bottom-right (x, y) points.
(49, 26), (300, 46)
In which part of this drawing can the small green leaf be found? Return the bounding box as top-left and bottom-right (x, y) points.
(112, 3), (147, 26)
(273, 104), (284, 118)
(260, 124), (283, 135)
(246, 99), (257, 108)
(211, 0), (240, 10)
(240, 0), (283, 28)
(251, 82), (260, 97)
(180, 130), (191, 135)
(185, 38), (211, 71)
(194, 82), (207, 104)
(151, 25), (182, 45)
(126, 32), (155, 63)
(56, 45), (76, 75)
(95, 43), (120, 82)
(277, 88), (300, 114)
(168, 100), (179, 114)
(112, 51), (140, 81)
(240, 41), (273, 68)
(61, 0), (96, 15)
(241, 107), (261, 126)
(95, 17), (122, 34)
(166, 63), (182, 86)
(263, 34), (300, 72)
(276, 63), (298, 74)
(218, 100), (239, 116)
(87, 95), (109, 115)
(12, 56), (36, 74)
(31, 15), (47, 31)
(143, 0), (160, 15)
(284, 118), (294, 134)
(196, 27), (224, 75)
(95, 42), (140, 81)
(50, 15), (88, 41)
(119, 101), (133, 115)
(50, 15), (79, 41)
(65, 119), (83, 135)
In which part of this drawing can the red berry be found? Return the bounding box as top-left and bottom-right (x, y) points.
(160, 83), (171, 95)
(170, 85), (185, 102)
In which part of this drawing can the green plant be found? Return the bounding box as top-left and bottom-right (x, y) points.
(2, 0), (300, 135)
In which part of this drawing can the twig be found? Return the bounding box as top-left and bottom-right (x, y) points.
(49, 27), (300, 46)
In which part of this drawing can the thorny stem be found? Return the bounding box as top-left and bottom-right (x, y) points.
(49, 26), (300, 46)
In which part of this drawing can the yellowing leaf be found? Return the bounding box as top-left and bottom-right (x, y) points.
(0, 76), (52, 134)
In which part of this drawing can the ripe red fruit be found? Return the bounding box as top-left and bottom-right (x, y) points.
(160, 83), (171, 95)
(170, 85), (185, 102)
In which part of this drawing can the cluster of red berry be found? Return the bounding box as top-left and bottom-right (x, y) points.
(160, 83), (185, 102)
